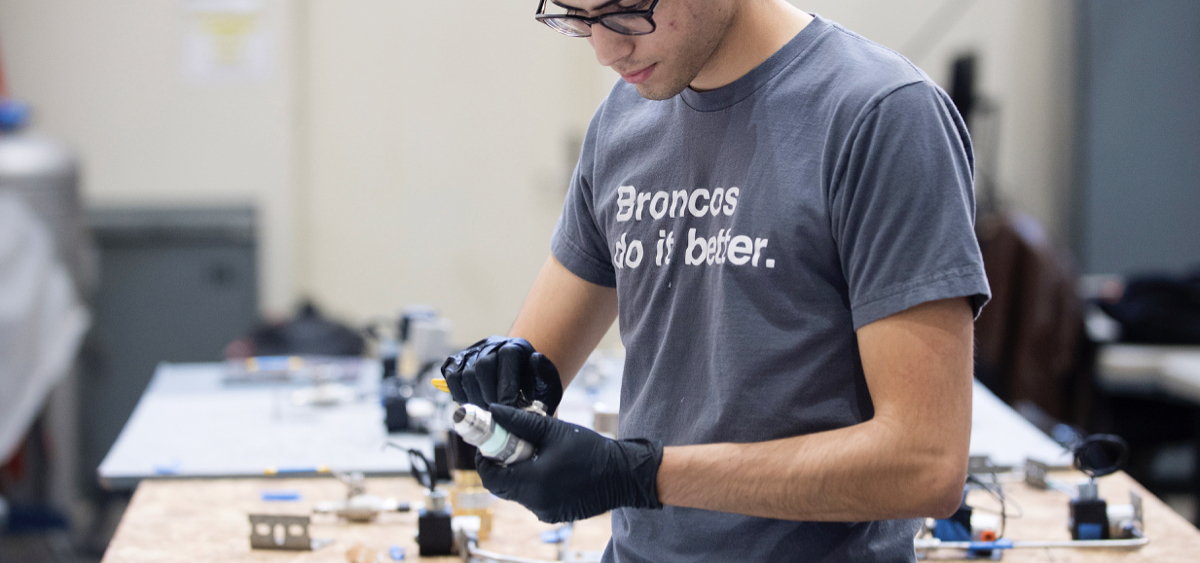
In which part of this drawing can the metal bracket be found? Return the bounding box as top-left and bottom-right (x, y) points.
(969, 455), (1004, 475)
(1129, 490), (1145, 537)
(248, 514), (331, 551)
(1132, 491), (1143, 527)
(1024, 458), (1051, 490)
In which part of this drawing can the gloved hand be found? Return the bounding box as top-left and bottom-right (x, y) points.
(476, 404), (663, 523)
(441, 336), (563, 415)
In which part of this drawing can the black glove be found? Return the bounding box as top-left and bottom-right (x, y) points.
(441, 336), (563, 415)
(476, 404), (664, 523)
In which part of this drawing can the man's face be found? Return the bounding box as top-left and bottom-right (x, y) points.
(572, 0), (736, 100)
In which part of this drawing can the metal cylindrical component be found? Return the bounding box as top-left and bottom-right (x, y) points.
(451, 404), (534, 465)
(1078, 480), (1100, 501)
(0, 118), (93, 298)
(424, 488), (448, 513)
(593, 402), (619, 438)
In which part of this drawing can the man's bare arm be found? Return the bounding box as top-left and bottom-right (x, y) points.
(509, 255), (619, 389)
(656, 297), (974, 521)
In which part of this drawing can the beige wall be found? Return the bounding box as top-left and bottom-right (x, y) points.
(0, 0), (301, 314)
(300, 1), (606, 340)
(0, 0), (1076, 345)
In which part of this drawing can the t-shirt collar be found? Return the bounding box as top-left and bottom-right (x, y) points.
(680, 14), (830, 112)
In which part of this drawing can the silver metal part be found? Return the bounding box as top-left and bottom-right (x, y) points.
(451, 519), (603, 563)
(1107, 491), (1146, 539)
(313, 471), (409, 522)
(1024, 458), (1050, 489)
(968, 455), (1003, 474)
(1078, 480), (1100, 501)
(313, 494), (407, 523)
(451, 404), (535, 465)
(592, 403), (619, 439)
(1132, 490), (1143, 530)
(339, 471), (366, 497)
(525, 400), (547, 416)
(248, 514), (331, 550)
(426, 488), (449, 513)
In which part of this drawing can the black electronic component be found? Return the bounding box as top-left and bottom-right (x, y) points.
(408, 449), (455, 556)
(1070, 497), (1110, 540)
(1068, 434), (1128, 540)
(949, 54), (976, 127)
(381, 376), (410, 432)
(433, 439), (452, 482)
(1074, 435), (1128, 479)
(417, 509), (453, 556)
(381, 347), (398, 380)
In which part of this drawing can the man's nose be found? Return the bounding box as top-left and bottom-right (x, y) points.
(587, 25), (633, 68)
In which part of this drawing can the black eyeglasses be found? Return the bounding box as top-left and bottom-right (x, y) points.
(535, 0), (660, 38)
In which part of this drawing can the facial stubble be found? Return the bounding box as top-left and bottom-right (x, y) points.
(632, 2), (737, 101)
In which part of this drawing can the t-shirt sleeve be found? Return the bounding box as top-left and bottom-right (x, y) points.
(831, 80), (991, 330)
(551, 104), (617, 288)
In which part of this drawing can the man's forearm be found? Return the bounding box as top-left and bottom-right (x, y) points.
(656, 415), (966, 522)
(655, 298), (976, 522)
(509, 255), (618, 387)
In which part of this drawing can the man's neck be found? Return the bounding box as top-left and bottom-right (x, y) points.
(690, 1), (813, 92)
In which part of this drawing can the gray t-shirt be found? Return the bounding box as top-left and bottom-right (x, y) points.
(550, 15), (990, 563)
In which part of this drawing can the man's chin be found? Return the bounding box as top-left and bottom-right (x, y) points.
(634, 81), (687, 101)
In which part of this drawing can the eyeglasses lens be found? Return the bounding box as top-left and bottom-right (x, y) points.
(601, 14), (654, 35)
(542, 17), (593, 37)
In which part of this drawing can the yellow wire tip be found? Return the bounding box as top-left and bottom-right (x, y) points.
(431, 378), (450, 393)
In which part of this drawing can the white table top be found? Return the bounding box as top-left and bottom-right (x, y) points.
(969, 379), (1073, 468)
(98, 361), (433, 490)
(99, 354), (1072, 491)
(1098, 343), (1200, 404)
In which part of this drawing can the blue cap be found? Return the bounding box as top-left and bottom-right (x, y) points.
(0, 99), (31, 132)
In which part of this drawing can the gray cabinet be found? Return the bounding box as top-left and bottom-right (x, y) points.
(1076, 0), (1200, 275)
(82, 207), (258, 491)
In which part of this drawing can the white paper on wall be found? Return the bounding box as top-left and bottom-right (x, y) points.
(182, 0), (273, 84)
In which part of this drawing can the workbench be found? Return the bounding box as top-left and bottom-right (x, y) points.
(936, 470), (1200, 562)
(98, 357), (1195, 560)
(101, 469), (1200, 562)
(100, 477), (610, 562)
(1096, 344), (1200, 523)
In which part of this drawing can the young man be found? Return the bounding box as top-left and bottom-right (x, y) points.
(442, 0), (991, 560)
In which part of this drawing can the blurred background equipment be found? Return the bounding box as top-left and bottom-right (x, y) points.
(408, 449), (453, 556)
(447, 429), (493, 541)
(0, 45), (92, 558)
(226, 301), (365, 359)
(81, 207), (259, 498)
(1073, 0), (1200, 527)
(0, 192), (88, 470)
(371, 306), (453, 434)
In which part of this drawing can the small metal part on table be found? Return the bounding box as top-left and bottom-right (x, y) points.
(313, 471), (410, 522)
(313, 495), (409, 522)
(248, 514), (332, 551)
(968, 455), (1004, 474)
(1023, 458), (1051, 489)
